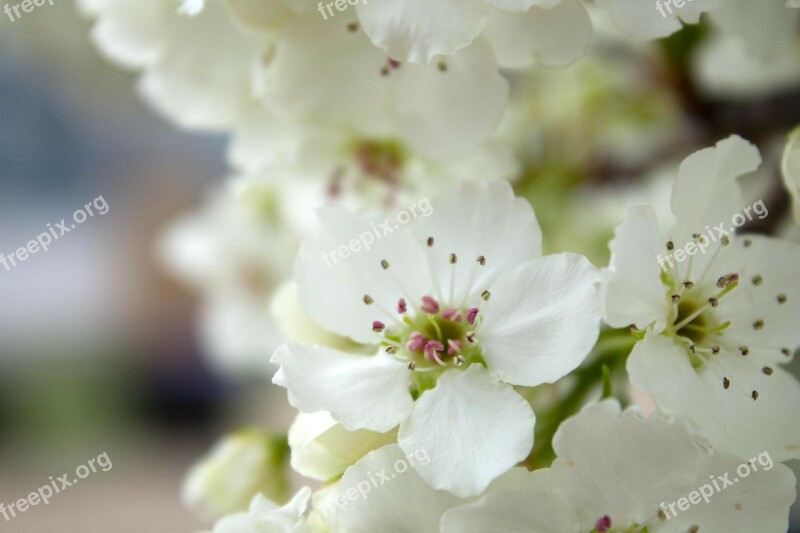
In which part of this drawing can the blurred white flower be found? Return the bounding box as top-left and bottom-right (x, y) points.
(79, 0), (263, 130)
(441, 401), (797, 533)
(183, 430), (290, 521)
(272, 180), (601, 497)
(159, 180), (293, 376)
(601, 136), (800, 462)
(288, 411), (396, 482)
(782, 126), (800, 224)
(208, 488), (311, 533)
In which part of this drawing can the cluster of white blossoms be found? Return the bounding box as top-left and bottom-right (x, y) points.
(79, 0), (800, 531)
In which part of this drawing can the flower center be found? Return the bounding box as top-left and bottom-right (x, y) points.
(372, 294), (484, 371)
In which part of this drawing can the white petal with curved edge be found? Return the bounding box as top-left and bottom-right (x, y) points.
(484, 0), (592, 68)
(441, 469), (579, 533)
(709, 0), (800, 60)
(596, 0), (719, 39)
(551, 400), (701, 529)
(480, 253), (601, 387)
(666, 454), (795, 533)
(601, 206), (670, 331)
(628, 334), (800, 462)
(137, 1), (263, 130)
(337, 445), (463, 533)
(272, 344), (413, 433)
(295, 205), (434, 343)
(669, 135), (760, 252)
(392, 43), (509, 160)
(783, 127), (800, 224)
(711, 235), (800, 364)
(355, 0), (490, 63)
(288, 411), (397, 482)
(397, 365), (535, 497)
(414, 180), (541, 309)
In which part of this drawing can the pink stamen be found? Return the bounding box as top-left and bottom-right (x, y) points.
(467, 308), (479, 325)
(595, 516), (612, 533)
(372, 321), (385, 333)
(406, 332), (427, 352)
(397, 298), (407, 314)
(447, 339), (462, 355)
(442, 308), (458, 320)
(421, 296), (440, 314)
(424, 340), (444, 362)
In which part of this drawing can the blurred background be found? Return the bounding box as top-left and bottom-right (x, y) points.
(1, 2), (799, 532)
(0, 2), (295, 531)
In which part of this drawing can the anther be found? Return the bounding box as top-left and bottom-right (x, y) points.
(477, 255), (486, 265)
(437, 61), (448, 72)
(777, 294), (787, 304)
(683, 281), (694, 289)
(671, 294), (681, 303)
(717, 273), (739, 288)
(708, 297), (719, 307)
(381, 259), (390, 269)
(363, 294), (374, 305)
(427, 236), (434, 247)
(372, 321), (385, 332)
(481, 290), (491, 301)
(753, 319), (764, 330)
(386, 346), (397, 355)
(689, 345), (697, 354)
(388, 58), (401, 69)
(449, 253), (457, 264)
(397, 298), (407, 314)
(723, 377), (730, 389)
(763, 367), (773, 376)
(711, 345), (720, 354)
(347, 22), (359, 32)
(454, 355), (465, 366)
(739, 346), (749, 356)
(666, 241), (675, 251)
(752, 390), (759, 401)
(407, 361), (416, 370)
(782, 348), (791, 357)
(421, 295), (440, 314)
(721, 235), (730, 246)
(467, 308), (479, 325)
(466, 332), (476, 343)
(688, 526), (699, 533)
(744, 239), (752, 247)
(693, 233), (706, 245)
(380, 66), (390, 76)
(752, 275), (763, 286)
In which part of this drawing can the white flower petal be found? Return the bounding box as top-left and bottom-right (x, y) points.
(392, 43), (509, 160)
(355, 0), (490, 63)
(484, 0), (592, 68)
(336, 445), (463, 532)
(669, 135), (761, 250)
(709, 0), (800, 60)
(628, 335), (800, 462)
(136, 1), (262, 130)
(711, 235), (800, 364)
(257, 14), (390, 135)
(480, 253), (601, 387)
(272, 344), (413, 433)
(294, 206), (433, 343)
(665, 454), (796, 533)
(596, 0), (719, 39)
(441, 469), (579, 533)
(397, 365), (535, 497)
(601, 206), (671, 330)
(414, 180), (541, 308)
(288, 412), (397, 482)
(783, 126), (800, 224)
(551, 400), (701, 530)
